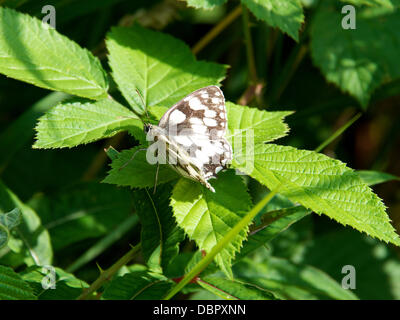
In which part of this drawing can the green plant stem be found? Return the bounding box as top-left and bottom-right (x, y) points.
(242, 6), (257, 84)
(192, 5), (242, 55)
(67, 215), (139, 273)
(270, 44), (308, 102)
(163, 187), (280, 300)
(315, 112), (362, 153)
(77, 243), (141, 300)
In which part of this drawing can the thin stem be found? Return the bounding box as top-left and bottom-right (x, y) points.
(163, 187), (280, 300)
(270, 44), (308, 102)
(67, 215), (139, 273)
(315, 112), (362, 153)
(242, 6), (257, 84)
(77, 243), (141, 300)
(192, 5), (242, 55)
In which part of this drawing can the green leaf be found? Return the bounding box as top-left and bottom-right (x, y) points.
(0, 7), (108, 99)
(102, 271), (172, 300)
(357, 170), (399, 186)
(171, 170), (252, 278)
(0, 265), (36, 300)
(0, 92), (70, 172)
(20, 265), (89, 300)
(0, 208), (21, 249)
(300, 228), (400, 299)
(341, 0), (399, 7)
(236, 206), (310, 261)
(103, 146), (180, 188)
(0, 181), (53, 267)
(0, 225), (9, 250)
(198, 276), (277, 300)
(28, 183), (135, 251)
(226, 102), (292, 148)
(241, 0), (304, 41)
(149, 102), (291, 149)
(133, 184), (185, 273)
(106, 25), (227, 113)
(232, 143), (400, 247)
(183, 0), (228, 9)
(67, 214), (139, 273)
(33, 98), (141, 149)
(233, 256), (358, 299)
(0, 208), (21, 231)
(310, 2), (400, 107)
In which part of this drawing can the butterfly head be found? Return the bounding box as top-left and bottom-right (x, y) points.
(143, 123), (153, 134)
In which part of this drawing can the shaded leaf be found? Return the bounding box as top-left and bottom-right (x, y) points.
(357, 170), (399, 186)
(0, 181), (52, 267)
(20, 265), (89, 300)
(103, 146), (180, 188)
(28, 183), (135, 250)
(198, 276), (277, 300)
(102, 271), (172, 300)
(183, 0), (228, 9)
(236, 206), (310, 261)
(234, 255), (358, 300)
(241, 0), (304, 41)
(311, 2), (400, 107)
(133, 184), (185, 273)
(0, 264), (36, 300)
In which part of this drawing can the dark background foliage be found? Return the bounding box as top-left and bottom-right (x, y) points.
(0, 0), (399, 299)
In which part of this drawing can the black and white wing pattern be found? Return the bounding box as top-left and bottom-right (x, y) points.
(149, 85), (232, 192)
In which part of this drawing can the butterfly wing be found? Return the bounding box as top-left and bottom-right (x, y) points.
(157, 86), (232, 189)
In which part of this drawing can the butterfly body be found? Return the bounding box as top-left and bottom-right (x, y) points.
(146, 86), (232, 192)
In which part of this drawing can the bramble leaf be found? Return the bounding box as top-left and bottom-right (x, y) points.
(226, 102), (292, 147)
(28, 183), (135, 251)
(0, 7), (108, 99)
(198, 276), (277, 300)
(0, 208), (21, 249)
(171, 170), (252, 278)
(241, 0), (304, 41)
(311, 2), (400, 107)
(236, 206), (310, 261)
(133, 184), (185, 273)
(357, 170), (399, 186)
(0, 265), (36, 300)
(0, 181), (53, 267)
(234, 256), (358, 299)
(106, 25), (227, 114)
(103, 146), (180, 188)
(342, 0), (398, 7)
(232, 144), (400, 247)
(102, 271), (172, 300)
(33, 98), (141, 149)
(20, 265), (89, 300)
(183, 0), (228, 9)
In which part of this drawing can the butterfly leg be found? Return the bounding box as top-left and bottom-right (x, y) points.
(153, 162), (160, 194)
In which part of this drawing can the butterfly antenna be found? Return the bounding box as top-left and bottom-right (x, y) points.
(135, 88), (150, 121)
(153, 163), (160, 194)
(119, 148), (147, 171)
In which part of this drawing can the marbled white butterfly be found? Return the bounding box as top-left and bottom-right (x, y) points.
(144, 86), (232, 192)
